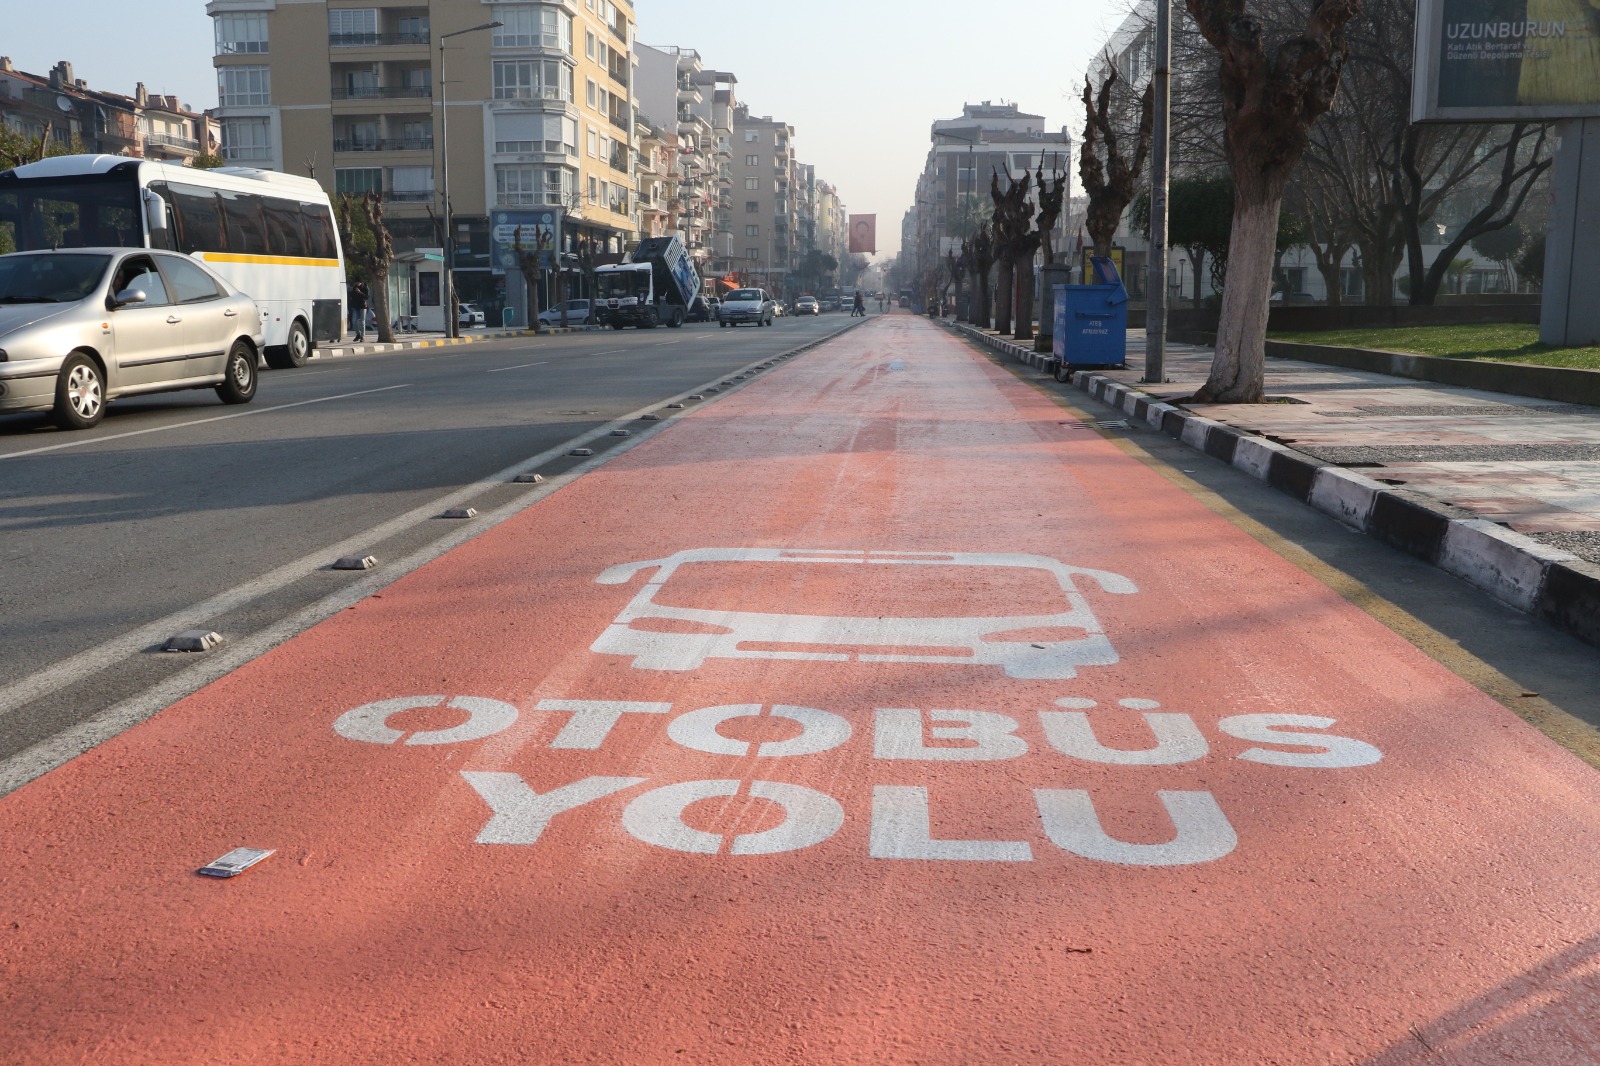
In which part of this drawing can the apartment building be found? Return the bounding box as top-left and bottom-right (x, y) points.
(207, 0), (638, 317)
(730, 104), (796, 293)
(0, 59), (215, 164)
(690, 68), (737, 280)
(634, 44), (717, 273)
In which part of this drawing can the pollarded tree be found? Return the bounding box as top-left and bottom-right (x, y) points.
(966, 222), (996, 326)
(1184, 0), (1364, 402)
(989, 168), (1032, 335)
(336, 193), (395, 344)
(1079, 63), (1155, 257)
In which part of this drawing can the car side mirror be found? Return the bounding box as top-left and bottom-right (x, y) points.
(111, 288), (148, 308)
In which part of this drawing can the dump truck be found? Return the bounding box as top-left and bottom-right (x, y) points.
(594, 236), (701, 329)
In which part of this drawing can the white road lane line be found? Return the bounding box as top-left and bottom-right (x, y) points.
(0, 385), (412, 462)
(486, 361), (550, 373)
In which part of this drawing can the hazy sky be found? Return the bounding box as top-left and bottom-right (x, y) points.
(5, 1), (1129, 257)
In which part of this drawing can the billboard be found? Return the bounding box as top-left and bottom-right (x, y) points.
(848, 214), (876, 254)
(490, 208), (561, 274)
(1412, 0), (1600, 121)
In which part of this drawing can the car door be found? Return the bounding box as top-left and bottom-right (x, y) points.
(156, 254), (234, 378)
(105, 254), (186, 389)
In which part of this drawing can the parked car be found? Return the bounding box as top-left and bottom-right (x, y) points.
(795, 296), (820, 315)
(687, 296), (712, 323)
(0, 248), (263, 430)
(459, 302), (486, 328)
(538, 299), (593, 327)
(717, 288), (775, 327)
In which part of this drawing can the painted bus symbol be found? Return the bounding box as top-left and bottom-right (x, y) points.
(591, 548), (1136, 679)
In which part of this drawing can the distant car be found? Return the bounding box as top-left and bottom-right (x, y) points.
(795, 296), (820, 315)
(0, 248), (263, 430)
(820, 296), (842, 313)
(538, 299), (593, 327)
(717, 287), (775, 327)
(459, 302), (486, 328)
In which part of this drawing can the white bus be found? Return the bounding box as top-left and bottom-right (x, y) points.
(0, 154), (344, 368)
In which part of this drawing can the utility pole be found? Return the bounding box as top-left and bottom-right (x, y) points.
(438, 20), (500, 339)
(1143, 0), (1172, 384)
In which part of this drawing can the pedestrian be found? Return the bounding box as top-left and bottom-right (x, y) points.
(350, 280), (369, 341)
(852, 291), (865, 317)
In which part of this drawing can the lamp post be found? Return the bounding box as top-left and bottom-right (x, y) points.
(438, 19), (500, 339)
(1143, 0), (1172, 384)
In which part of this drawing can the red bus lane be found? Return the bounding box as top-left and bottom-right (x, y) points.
(4, 317), (1600, 1063)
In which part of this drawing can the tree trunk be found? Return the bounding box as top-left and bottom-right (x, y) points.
(994, 258), (1014, 334)
(1195, 196), (1280, 403)
(977, 265), (993, 326)
(1013, 253), (1035, 342)
(373, 271), (395, 343)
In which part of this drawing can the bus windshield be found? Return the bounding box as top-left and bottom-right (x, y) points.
(0, 173), (142, 255)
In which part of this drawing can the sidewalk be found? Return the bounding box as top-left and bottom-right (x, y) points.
(956, 322), (1600, 649)
(7, 316), (1600, 1063)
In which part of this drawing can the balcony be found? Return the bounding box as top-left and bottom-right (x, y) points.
(330, 32), (429, 48)
(145, 133), (201, 152)
(333, 86), (431, 100)
(334, 137), (433, 152)
(385, 189), (435, 203)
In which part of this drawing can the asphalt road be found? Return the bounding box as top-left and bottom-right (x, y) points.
(0, 313), (862, 772)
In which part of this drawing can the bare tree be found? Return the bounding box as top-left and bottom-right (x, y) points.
(336, 193), (395, 344)
(1184, 0), (1363, 402)
(990, 168), (1033, 335)
(966, 222), (996, 327)
(1078, 64), (1155, 257)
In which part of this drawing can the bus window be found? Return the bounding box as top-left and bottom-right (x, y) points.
(168, 183), (226, 254)
(0, 179), (139, 252)
(262, 197), (308, 257)
(302, 203), (336, 259)
(221, 191), (269, 256)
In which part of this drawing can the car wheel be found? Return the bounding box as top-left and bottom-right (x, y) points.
(53, 352), (106, 431)
(265, 318), (311, 369)
(216, 340), (258, 405)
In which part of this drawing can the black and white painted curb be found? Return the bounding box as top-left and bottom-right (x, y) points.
(952, 321), (1600, 652)
(317, 325), (604, 359)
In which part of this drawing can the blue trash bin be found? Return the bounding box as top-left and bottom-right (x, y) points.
(1053, 256), (1129, 369)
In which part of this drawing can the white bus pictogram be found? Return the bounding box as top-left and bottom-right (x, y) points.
(591, 548), (1136, 679)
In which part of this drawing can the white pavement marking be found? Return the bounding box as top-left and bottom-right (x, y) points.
(486, 361), (551, 373)
(0, 336), (841, 792)
(0, 385), (412, 462)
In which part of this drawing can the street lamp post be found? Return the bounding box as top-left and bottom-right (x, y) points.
(438, 19), (500, 339)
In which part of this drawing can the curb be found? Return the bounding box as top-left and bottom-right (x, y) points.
(950, 321), (1600, 653)
(317, 325), (603, 360)
(1264, 339), (1600, 409)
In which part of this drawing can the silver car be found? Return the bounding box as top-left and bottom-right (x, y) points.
(717, 287), (775, 327)
(0, 248), (264, 430)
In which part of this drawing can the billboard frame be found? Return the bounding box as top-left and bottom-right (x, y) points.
(1411, 0), (1600, 123)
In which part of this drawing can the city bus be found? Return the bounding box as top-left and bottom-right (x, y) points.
(0, 154), (343, 368)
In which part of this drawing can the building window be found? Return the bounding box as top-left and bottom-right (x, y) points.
(745, 201), (759, 213)
(744, 154), (758, 166)
(588, 175), (599, 203)
(586, 79), (596, 108)
(496, 164), (559, 206)
(744, 177), (759, 190)
(494, 6), (572, 52)
(214, 12), (268, 55)
(744, 131), (757, 142)
(585, 30), (596, 58)
(335, 167), (383, 197)
(327, 8), (378, 44)
(218, 66), (271, 107)
(219, 117), (271, 160)
(389, 166), (434, 202)
(493, 60), (572, 102)
(745, 224), (759, 236)
(746, 247), (759, 261)
(586, 128), (597, 156)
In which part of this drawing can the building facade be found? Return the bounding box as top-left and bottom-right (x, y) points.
(729, 104), (796, 294)
(207, 0), (639, 321)
(0, 58), (215, 165)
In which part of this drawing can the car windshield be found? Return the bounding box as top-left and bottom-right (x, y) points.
(728, 289), (762, 301)
(597, 270), (651, 299)
(0, 252), (111, 303)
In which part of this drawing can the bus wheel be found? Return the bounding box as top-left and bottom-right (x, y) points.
(266, 319), (311, 369)
(53, 353), (106, 430)
(216, 341), (258, 405)
(667, 307), (685, 328)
